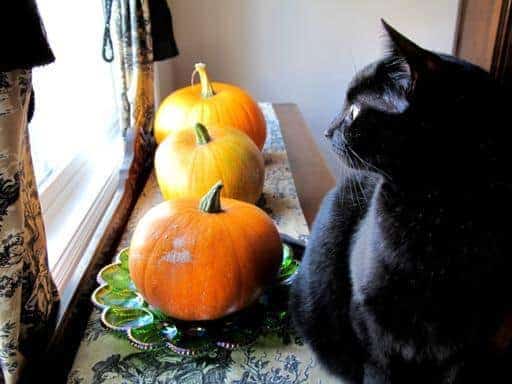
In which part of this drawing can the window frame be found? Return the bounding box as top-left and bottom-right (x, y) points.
(39, 121), (123, 294)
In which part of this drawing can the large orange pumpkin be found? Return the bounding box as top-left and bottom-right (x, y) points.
(155, 122), (264, 203)
(154, 63), (267, 150)
(129, 182), (282, 320)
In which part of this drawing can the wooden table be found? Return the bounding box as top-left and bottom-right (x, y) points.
(273, 103), (335, 227)
(49, 103), (336, 383)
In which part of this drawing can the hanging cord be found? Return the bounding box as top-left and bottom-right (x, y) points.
(102, 0), (114, 62)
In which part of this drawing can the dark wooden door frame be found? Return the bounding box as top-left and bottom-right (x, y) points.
(491, 0), (512, 84)
(454, 0), (512, 86)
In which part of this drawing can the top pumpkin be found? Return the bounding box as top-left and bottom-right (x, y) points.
(154, 63), (267, 150)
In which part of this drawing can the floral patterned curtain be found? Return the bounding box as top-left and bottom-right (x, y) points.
(105, 0), (169, 138)
(104, 0), (159, 193)
(0, 70), (59, 383)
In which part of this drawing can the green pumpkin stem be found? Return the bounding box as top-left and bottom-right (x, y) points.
(199, 181), (223, 213)
(195, 123), (211, 145)
(193, 63), (215, 98)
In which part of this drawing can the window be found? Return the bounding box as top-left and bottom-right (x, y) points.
(30, 1), (123, 292)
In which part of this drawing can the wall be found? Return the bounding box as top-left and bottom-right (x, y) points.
(158, 0), (460, 177)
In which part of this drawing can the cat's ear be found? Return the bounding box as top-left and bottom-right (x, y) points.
(381, 19), (442, 78)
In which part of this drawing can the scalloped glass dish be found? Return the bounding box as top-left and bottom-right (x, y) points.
(91, 244), (300, 355)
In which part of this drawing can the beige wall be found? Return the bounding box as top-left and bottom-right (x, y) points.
(157, 0), (460, 176)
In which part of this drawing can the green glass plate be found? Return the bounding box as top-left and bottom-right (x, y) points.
(92, 242), (300, 355)
(91, 285), (144, 309)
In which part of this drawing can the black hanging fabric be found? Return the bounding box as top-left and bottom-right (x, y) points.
(148, 0), (179, 61)
(1, 0), (178, 71)
(102, 0), (179, 63)
(0, 1), (55, 72)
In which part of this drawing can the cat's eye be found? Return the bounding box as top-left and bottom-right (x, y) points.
(349, 104), (360, 120)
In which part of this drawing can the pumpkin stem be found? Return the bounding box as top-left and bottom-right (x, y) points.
(199, 181), (223, 213)
(195, 123), (211, 145)
(192, 63), (215, 98)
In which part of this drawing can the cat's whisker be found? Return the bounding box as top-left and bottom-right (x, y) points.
(349, 148), (393, 182)
(344, 161), (356, 206)
(348, 46), (358, 77)
(355, 174), (367, 202)
(348, 158), (365, 210)
(338, 153), (361, 207)
(338, 162), (351, 206)
(344, 151), (373, 205)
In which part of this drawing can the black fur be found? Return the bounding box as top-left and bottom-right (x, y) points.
(290, 21), (512, 383)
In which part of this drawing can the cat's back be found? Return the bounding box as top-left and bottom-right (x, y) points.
(348, 178), (512, 369)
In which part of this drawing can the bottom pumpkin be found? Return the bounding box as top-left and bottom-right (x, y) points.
(128, 181), (283, 321)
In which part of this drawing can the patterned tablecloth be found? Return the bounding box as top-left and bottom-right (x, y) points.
(67, 104), (338, 384)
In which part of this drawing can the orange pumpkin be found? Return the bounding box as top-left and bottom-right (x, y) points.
(155, 122), (264, 203)
(154, 63), (267, 150)
(129, 182), (282, 320)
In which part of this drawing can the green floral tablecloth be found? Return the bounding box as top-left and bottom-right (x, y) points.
(67, 103), (339, 384)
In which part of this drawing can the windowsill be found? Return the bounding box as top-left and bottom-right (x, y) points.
(41, 134), (123, 294)
(57, 184), (123, 322)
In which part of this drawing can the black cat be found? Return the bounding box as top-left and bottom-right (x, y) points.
(290, 21), (512, 383)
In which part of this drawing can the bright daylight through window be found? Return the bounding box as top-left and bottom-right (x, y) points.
(30, 0), (123, 290)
